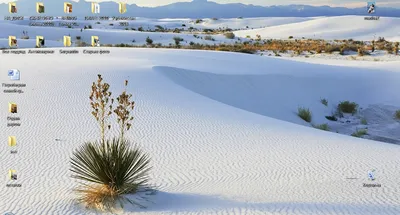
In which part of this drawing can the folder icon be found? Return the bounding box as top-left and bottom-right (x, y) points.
(9, 2), (17, 13)
(9, 103), (17, 113)
(92, 2), (100, 14)
(36, 36), (45, 47)
(119, 2), (126, 14)
(9, 36), (17, 48)
(36, 2), (45, 13)
(9, 169), (17, 180)
(8, 136), (16, 147)
(64, 2), (72, 13)
(91, 36), (99, 47)
(63, 36), (71, 47)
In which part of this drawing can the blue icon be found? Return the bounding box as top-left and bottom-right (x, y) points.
(367, 2), (376, 14)
(368, 169), (376, 181)
(8, 69), (20, 80)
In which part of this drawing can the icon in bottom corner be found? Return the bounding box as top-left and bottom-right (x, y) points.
(9, 169), (17, 180)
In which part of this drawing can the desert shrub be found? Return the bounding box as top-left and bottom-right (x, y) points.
(237, 16), (243, 19)
(288, 36), (293, 39)
(235, 49), (256, 54)
(195, 19), (203, 24)
(361, 118), (368, 125)
(96, 21), (101, 24)
(173, 28), (181, 33)
(313, 123), (329, 131)
(338, 101), (358, 114)
(351, 129), (368, 137)
(155, 25), (164, 31)
(394, 42), (399, 55)
(203, 29), (213, 33)
(204, 35), (214, 41)
(173, 36), (184, 46)
(326, 45), (340, 54)
(189, 41), (195, 46)
(320, 98), (328, 106)
(146, 37), (153, 45)
(377, 37), (385, 42)
(109, 23), (114, 26)
(224, 32), (235, 39)
(71, 75), (151, 211)
(138, 27), (143, 31)
(76, 36), (81, 40)
(395, 110), (400, 119)
(212, 17), (218, 20)
(298, 107), (312, 122)
(325, 115), (337, 121)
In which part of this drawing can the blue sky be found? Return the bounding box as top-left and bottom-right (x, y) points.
(1, 0), (399, 8)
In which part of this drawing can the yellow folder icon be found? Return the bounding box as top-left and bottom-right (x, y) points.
(63, 36), (71, 47)
(92, 2), (100, 14)
(91, 36), (99, 47)
(9, 36), (17, 47)
(9, 169), (17, 180)
(9, 2), (17, 13)
(36, 2), (45, 13)
(64, 2), (72, 13)
(119, 2), (126, 14)
(8, 136), (16, 146)
(36, 36), (45, 47)
(9, 102), (17, 113)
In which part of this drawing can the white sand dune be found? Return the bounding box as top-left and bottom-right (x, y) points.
(0, 48), (399, 214)
(234, 16), (400, 41)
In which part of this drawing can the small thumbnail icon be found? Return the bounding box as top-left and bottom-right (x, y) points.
(8, 69), (20, 80)
(63, 36), (71, 47)
(36, 2), (45, 13)
(64, 2), (72, 13)
(368, 169), (376, 181)
(36, 36), (45, 48)
(119, 2), (126, 14)
(92, 2), (100, 14)
(367, 2), (376, 14)
(9, 169), (17, 180)
(9, 2), (17, 13)
(91, 36), (100, 47)
(8, 136), (16, 147)
(8, 36), (17, 48)
(9, 102), (17, 114)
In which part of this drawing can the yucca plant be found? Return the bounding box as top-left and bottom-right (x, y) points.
(70, 138), (151, 210)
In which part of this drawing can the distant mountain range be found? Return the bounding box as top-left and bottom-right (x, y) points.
(1, 0), (400, 18)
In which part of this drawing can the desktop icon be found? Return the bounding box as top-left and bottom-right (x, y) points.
(8, 69), (20, 80)
(36, 2), (45, 13)
(36, 36), (45, 47)
(9, 169), (17, 180)
(63, 36), (71, 47)
(8, 103), (17, 114)
(92, 2), (100, 14)
(367, 2), (376, 14)
(91, 36), (100, 47)
(8, 136), (16, 147)
(64, 2), (72, 13)
(368, 169), (376, 181)
(9, 2), (17, 13)
(8, 36), (17, 48)
(118, 2), (126, 14)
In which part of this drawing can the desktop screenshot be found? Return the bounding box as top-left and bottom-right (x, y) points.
(0, 0), (399, 214)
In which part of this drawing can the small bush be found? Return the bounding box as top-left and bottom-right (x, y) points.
(204, 35), (214, 41)
(173, 36), (184, 46)
(361, 118), (368, 125)
(313, 123), (329, 131)
(76, 36), (81, 40)
(195, 19), (203, 24)
(298, 107), (312, 122)
(320, 98), (328, 106)
(395, 110), (400, 119)
(224, 32), (235, 39)
(146, 37), (153, 45)
(338, 101), (358, 114)
(288, 36), (293, 39)
(325, 115), (337, 121)
(351, 129), (368, 137)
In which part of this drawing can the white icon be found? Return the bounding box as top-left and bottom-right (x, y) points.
(8, 69), (20, 80)
(368, 169), (376, 181)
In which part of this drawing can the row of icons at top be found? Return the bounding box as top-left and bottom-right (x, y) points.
(8, 2), (126, 14)
(8, 35), (100, 48)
